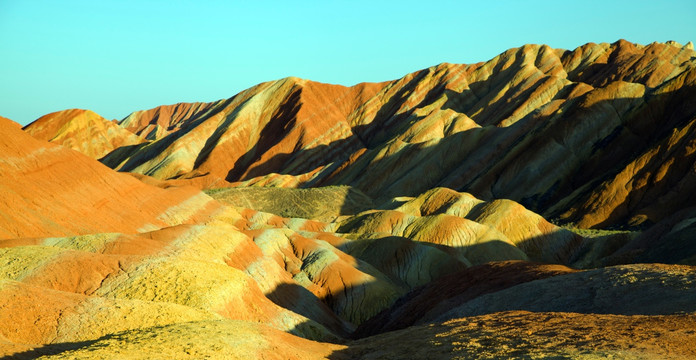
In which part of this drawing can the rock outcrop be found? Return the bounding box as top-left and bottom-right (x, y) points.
(336, 187), (581, 265)
(0, 116), (217, 239)
(24, 109), (144, 159)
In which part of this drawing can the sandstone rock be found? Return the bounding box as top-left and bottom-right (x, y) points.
(24, 109), (144, 159)
(0, 118), (219, 239)
(0, 116), (20, 128)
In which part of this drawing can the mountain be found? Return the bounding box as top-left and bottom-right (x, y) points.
(27, 40), (696, 231)
(0, 116), (217, 239)
(23, 109), (144, 159)
(1, 111), (604, 357)
(3, 40), (696, 359)
(0, 116), (21, 128)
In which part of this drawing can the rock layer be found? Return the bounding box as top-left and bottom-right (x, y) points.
(0, 116), (217, 239)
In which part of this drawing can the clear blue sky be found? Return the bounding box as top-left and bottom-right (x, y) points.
(1, 0), (695, 125)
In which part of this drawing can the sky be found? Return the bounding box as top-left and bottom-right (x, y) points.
(1, 1), (695, 125)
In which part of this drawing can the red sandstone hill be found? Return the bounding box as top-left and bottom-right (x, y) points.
(0, 116), (217, 239)
(24, 109), (144, 159)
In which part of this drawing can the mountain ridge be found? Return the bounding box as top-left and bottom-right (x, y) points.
(22, 39), (696, 230)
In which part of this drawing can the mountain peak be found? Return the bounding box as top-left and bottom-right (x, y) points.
(24, 108), (144, 159)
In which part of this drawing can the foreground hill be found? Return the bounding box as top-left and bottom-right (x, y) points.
(338, 310), (696, 360)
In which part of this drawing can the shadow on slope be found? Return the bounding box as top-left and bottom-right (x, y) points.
(334, 83), (696, 229)
(105, 96), (239, 173)
(268, 223), (695, 342)
(264, 282), (353, 340)
(0, 340), (97, 360)
(602, 206), (696, 266)
(225, 87), (302, 180)
(261, 234), (580, 340)
(226, 83), (696, 231)
(351, 260), (576, 338)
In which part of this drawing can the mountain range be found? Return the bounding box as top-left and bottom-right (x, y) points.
(2, 39), (696, 359)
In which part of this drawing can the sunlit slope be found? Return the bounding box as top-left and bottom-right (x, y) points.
(24, 109), (144, 159)
(0, 116), (217, 239)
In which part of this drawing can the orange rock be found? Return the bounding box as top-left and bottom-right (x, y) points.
(24, 109), (144, 159)
(0, 117), (220, 239)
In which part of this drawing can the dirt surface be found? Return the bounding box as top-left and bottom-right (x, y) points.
(336, 311), (696, 359)
(12, 320), (343, 360)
